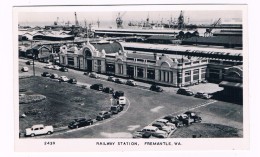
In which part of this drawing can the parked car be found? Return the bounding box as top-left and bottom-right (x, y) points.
(117, 96), (126, 106)
(201, 80), (208, 83)
(113, 91), (124, 99)
(50, 73), (59, 79)
(41, 72), (51, 77)
(68, 78), (77, 84)
(194, 92), (212, 99)
(52, 65), (61, 70)
(126, 79), (137, 86)
(44, 64), (54, 69)
(90, 83), (103, 91)
(110, 105), (124, 114)
(176, 114), (194, 125)
(115, 78), (124, 84)
(141, 126), (168, 138)
(132, 131), (151, 138)
(150, 84), (163, 92)
(107, 76), (116, 82)
(68, 118), (93, 129)
(183, 111), (202, 123)
(89, 72), (100, 79)
(177, 87), (194, 96)
(163, 115), (183, 128)
(21, 67), (29, 72)
(59, 76), (69, 82)
(25, 124), (53, 137)
(102, 87), (114, 94)
(96, 111), (112, 121)
(155, 119), (177, 130)
(151, 122), (172, 134)
(26, 60), (34, 65)
(60, 67), (68, 72)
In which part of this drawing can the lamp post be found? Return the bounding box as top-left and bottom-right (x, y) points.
(31, 40), (35, 76)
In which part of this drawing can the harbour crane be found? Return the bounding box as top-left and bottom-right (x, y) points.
(116, 12), (127, 29)
(204, 18), (221, 37)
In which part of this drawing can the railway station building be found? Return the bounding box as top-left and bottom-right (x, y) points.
(59, 41), (208, 87)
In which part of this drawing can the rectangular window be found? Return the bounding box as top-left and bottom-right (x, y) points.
(193, 61), (199, 64)
(193, 69), (199, 74)
(185, 62), (191, 66)
(68, 57), (74, 66)
(185, 76), (191, 82)
(147, 68), (155, 80)
(201, 73), (206, 79)
(201, 68), (206, 73)
(127, 58), (134, 61)
(137, 59), (144, 62)
(137, 67), (144, 78)
(106, 63), (115, 74)
(127, 65), (134, 78)
(118, 64), (123, 74)
(185, 71), (191, 76)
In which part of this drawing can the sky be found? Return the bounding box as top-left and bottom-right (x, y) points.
(18, 10), (242, 27)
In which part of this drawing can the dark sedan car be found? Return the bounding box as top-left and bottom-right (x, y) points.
(26, 60), (34, 65)
(150, 84), (163, 92)
(102, 87), (114, 94)
(177, 87), (194, 96)
(90, 84), (103, 91)
(41, 72), (51, 77)
(163, 115), (183, 128)
(60, 67), (68, 72)
(68, 118), (94, 129)
(68, 78), (77, 84)
(115, 78), (124, 84)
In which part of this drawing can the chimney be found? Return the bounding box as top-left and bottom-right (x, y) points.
(154, 53), (159, 60)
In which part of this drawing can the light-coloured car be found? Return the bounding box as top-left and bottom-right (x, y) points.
(89, 72), (100, 79)
(44, 64), (54, 69)
(151, 122), (172, 134)
(107, 76), (116, 82)
(126, 79), (137, 86)
(59, 76), (69, 82)
(132, 130), (151, 138)
(52, 65), (61, 70)
(117, 96), (126, 106)
(25, 124), (53, 137)
(141, 126), (168, 138)
(21, 67), (29, 72)
(156, 119), (177, 130)
(194, 92), (212, 99)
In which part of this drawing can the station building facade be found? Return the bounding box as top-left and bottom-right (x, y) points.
(59, 41), (208, 87)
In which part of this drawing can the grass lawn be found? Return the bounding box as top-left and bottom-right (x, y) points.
(19, 76), (111, 132)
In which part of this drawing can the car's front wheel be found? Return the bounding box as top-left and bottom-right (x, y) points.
(47, 131), (51, 135)
(31, 133), (35, 137)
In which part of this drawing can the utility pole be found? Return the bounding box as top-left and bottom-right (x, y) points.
(31, 40), (35, 76)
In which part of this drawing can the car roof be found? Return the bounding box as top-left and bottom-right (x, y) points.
(143, 126), (157, 130)
(32, 124), (44, 128)
(179, 87), (188, 90)
(157, 119), (168, 123)
(152, 122), (164, 126)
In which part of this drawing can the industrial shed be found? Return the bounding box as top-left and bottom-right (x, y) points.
(182, 36), (242, 48)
